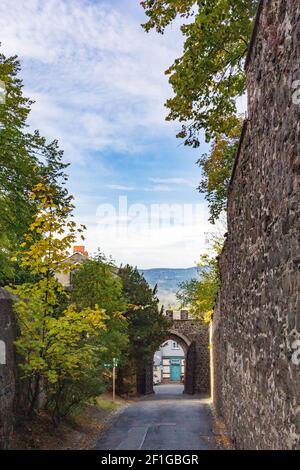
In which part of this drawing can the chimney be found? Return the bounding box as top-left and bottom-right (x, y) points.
(73, 246), (88, 257)
(166, 310), (173, 320)
(180, 310), (189, 320)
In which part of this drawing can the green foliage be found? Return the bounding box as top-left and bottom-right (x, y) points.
(141, 0), (196, 33)
(8, 184), (106, 422)
(141, 0), (258, 144)
(46, 375), (106, 423)
(96, 398), (119, 411)
(0, 51), (36, 282)
(71, 252), (128, 367)
(12, 282), (107, 384)
(197, 120), (242, 223)
(141, 1), (258, 223)
(177, 234), (223, 322)
(13, 183), (83, 275)
(0, 48), (71, 285)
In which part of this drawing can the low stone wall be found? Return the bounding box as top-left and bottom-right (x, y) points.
(213, 0), (300, 450)
(0, 288), (17, 449)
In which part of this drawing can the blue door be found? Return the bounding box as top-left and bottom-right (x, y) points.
(170, 363), (181, 381)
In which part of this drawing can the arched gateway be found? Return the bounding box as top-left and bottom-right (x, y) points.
(136, 312), (210, 396)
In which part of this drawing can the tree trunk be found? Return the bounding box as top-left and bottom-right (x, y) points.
(28, 374), (40, 417)
(116, 365), (126, 395)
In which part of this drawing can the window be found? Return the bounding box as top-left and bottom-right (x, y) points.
(172, 341), (179, 350)
(170, 359), (181, 365)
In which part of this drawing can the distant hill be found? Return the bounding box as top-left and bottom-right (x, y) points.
(139, 267), (201, 307)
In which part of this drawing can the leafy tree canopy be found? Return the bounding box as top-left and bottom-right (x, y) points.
(141, 1), (259, 223)
(141, 0), (258, 145)
(8, 184), (105, 422)
(0, 48), (71, 285)
(71, 252), (129, 366)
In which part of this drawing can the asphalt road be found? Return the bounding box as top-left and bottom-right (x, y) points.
(96, 384), (217, 450)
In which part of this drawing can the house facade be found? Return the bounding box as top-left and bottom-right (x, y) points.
(160, 340), (185, 383)
(55, 246), (88, 288)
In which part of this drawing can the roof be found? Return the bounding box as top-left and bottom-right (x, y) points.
(66, 251), (87, 261)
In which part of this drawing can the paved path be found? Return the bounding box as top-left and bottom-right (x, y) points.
(96, 385), (217, 450)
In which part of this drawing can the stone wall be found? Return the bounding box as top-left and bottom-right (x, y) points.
(212, 0), (300, 449)
(0, 288), (17, 449)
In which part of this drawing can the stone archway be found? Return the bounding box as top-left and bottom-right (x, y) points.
(167, 329), (191, 351)
(160, 330), (192, 394)
(137, 318), (210, 396)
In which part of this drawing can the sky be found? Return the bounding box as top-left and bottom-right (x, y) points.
(0, 0), (218, 268)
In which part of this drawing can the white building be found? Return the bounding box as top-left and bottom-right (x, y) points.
(153, 340), (185, 383)
(55, 246), (88, 288)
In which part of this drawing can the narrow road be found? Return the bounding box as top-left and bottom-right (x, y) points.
(96, 384), (217, 450)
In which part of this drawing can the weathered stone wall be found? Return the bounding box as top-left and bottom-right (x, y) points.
(213, 0), (300, 450)
(0, 288), (17, 449)
(211, 298), (223, 414)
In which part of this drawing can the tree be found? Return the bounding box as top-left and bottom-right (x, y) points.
(197, 120), (242, 223)
(141, 0), (258, 145)
(141, 1), (258, 222)
(117, 265), (170, 393)
(0, 49), (71, 285)
(14, 288), (107, 422)
(177, 233), (223, 322)
(8, 183), (107, 422)
(0, 51), (37, 282)
(70, 252), (128, 367)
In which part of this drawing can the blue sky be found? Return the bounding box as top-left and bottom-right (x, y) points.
(0, 0), (218, 268)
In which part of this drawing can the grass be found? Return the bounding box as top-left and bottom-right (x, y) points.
(96, 398), (119, 411)
(11, 393), (127, 450)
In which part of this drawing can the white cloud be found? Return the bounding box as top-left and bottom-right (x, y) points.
(105, 177), (198, 194)
(0, 0), (213, 268)
(107, 184), (136, 191)
(106, 183), (185, 193)
(81, 203), (216, 268)
(147, 185), (173, 192)
(0, 0), (183, 162)
(149, 177), (196, 187)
